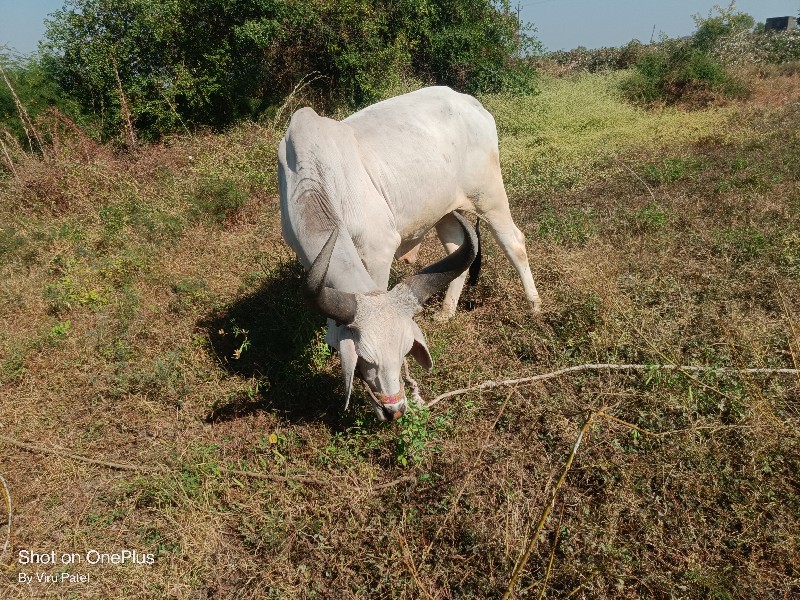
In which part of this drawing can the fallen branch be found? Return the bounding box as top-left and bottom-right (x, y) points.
(429, 363), (799, 407)
(0, 434), (325, 486)
(110, 56), (137, 149)
(0, 135), (18, 180)
(0, 60), (45, 155)
(0, 434), (151, 472)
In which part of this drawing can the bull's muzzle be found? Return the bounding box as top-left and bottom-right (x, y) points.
(379, 390), (407, 421)
(364, 382), (407, 421)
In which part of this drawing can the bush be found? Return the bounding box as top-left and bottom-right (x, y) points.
(542, 41), (647, 75)
(0, 50), (88, 151)
(621, 41), (748, 106)
(712, 29), (800, 67)
(39, 0), (538, 141)
(620, 4), (753, 106)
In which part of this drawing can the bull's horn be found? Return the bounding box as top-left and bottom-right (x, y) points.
(304, 228), (357, 325)
(404, 212), (478, 307)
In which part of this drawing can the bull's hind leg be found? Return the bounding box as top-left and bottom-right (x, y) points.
(434, 212), (470, 319)
(480, 195), (542, 314)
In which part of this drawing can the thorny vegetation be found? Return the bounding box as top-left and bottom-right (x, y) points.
(1, 64), (800, 599)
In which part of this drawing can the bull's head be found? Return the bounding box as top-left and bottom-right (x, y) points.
(305, 212), (478, 421)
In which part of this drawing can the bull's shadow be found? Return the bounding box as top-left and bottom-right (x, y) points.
(200, 260), (346, 425)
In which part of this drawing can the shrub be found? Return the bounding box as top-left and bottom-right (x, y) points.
(712, 29), (800, 67)
(39, 0), (538, 141)
(542, 40), (647, 75)
(620, 3), (758, 107)
(0, 50), (89, 151)
(621, 40), (749, 106)
(691, 3), (754, 52)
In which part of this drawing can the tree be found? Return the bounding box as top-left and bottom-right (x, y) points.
(41, 0), (298, 140)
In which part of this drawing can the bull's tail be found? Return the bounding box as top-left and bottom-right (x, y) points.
(467, 217), (481, 286)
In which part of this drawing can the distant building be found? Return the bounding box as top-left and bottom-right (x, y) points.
(764, 16), (797, 32)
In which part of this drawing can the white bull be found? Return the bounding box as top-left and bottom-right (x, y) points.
(278, 86), (540, 420)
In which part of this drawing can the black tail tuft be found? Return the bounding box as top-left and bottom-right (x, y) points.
(467, 217), (482, 286)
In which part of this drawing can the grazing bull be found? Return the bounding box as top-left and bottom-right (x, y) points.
(278, 86), (540, 421)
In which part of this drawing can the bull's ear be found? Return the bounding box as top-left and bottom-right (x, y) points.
(409, 321), (433, 371)
(339, 332), (359, 410)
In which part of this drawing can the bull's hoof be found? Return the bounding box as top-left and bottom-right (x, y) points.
(434, 307), (456, 322)
(530, 298), (542, 314)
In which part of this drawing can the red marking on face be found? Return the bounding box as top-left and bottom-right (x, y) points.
(380, 390), (405, 405)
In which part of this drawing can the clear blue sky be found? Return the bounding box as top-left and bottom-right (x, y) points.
(522, 1), (800, 51)
(1, 0), (799, 56)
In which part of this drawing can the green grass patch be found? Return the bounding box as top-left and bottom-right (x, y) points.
(481, 72), (737, 196)
(536, 204), (597, 246)
(189, 176), (247, 225)
(631, 202), (669, 232)
(643, 154), (706, 185)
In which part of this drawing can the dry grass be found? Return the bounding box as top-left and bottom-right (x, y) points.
(1, 72), (799, 599)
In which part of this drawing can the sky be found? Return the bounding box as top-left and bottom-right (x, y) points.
(522, 1), (800, 51)
(1, 0), (799, 56)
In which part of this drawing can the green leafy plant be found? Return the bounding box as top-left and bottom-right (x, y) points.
(169, 278), (207, 314)
(231, 321), (251, 360)
(190, 176), (246, 225)
(43, 274), (109, 314)
(50, 320), (71, 338)
(396, 402), (447, 468)
(631, 202), (668, 233)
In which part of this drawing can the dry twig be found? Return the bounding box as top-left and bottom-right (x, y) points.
(395, 525), (436, 600)
(0, 434), (325, 486)
(272, 71), (324, 128)
(726, 335), (784, 429)
(502, 413), (594, 600)
(0, 434), (153, 472)
(110, 56), (137, 149)
(536, 506), (564, 600)
(429, 363), (799, 407)
(424, 388), (515, 563)
(777, 284), (800, 385)
(611, 300), (741, 403)
(0, 473), (10, 568)
(0, 433), (418, 492)
(0, 134), (18, 179)
(616, 157), (658, 204)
